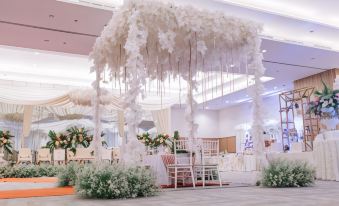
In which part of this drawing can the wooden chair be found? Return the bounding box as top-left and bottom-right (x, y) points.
(53, 149), (66, 165)
(36, 148), (52, 164)
(17, 148), (33, 164)
(67, 148), (94, 164)
(195, 139), (222, 187)
(166, 139), (195, 189)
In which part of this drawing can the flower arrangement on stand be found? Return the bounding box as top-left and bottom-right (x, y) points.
(136, 131), (180, 154)
(308, 82), (339, 130)
(46, 126), (94, 154)
(0, 130), (13, 154)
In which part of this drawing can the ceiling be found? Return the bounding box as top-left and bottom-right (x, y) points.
(0, 0), (338, 110)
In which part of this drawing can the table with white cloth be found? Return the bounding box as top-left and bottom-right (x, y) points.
(314, 131), (339, 181)
(143, 155), (169, 185)
(216, 154), (256, 172)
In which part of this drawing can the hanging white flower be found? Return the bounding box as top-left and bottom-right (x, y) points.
(158, 30), (176, 53)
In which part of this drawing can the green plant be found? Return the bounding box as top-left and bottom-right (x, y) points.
(0, 164), (61, 178)
(75, 163), (158, 199)
(0, 130), (13, 154)
(46, 130), (68, 152)
(58, 162), (82, 186)
(261, 159), (315, 187)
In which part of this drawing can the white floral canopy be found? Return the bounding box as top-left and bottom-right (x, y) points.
(91, 0), (266, 167)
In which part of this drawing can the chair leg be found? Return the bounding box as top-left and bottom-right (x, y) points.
(217, 168), (222, 187)
(175, 167), (178, 189)
(190, 166), (195, 188)
(202, 166), (205, 187)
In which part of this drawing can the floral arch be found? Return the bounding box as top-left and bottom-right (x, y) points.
(90, 0), (266, 168)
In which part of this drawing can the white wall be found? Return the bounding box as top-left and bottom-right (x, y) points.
(218, 95), (281, 137)
(171, 108), (219, 138)
(170, 95), (281, 140)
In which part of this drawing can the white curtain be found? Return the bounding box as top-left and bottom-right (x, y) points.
(151, 108), (171, 134)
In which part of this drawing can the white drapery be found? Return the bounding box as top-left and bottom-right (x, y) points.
(151, 108), (171, 134)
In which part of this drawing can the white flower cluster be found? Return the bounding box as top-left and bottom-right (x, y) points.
(262, 159), (315, 187)
(90, 0), (265, 163)
(75, 163), (158, 199)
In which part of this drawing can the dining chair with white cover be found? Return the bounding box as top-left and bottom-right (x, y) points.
(53, 149), (66, 165)
(166, 139), (195, 189)
(67, 148), (94, 163)
(36, 148), (52, 164)
(17, 148), (33, 164)
(101, 148), (113, 164)
(195, 139), (222, 187)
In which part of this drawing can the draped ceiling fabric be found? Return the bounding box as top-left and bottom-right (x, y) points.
(0, 83), (177, 148)
(151, 108), (171, 134)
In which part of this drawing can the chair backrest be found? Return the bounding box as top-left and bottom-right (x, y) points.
(19, 148), (32, 158)
(174, 139), (193, 165)
(202, 139), (219, 157)
(37, 149), (50, 158)
(76, 148), (94, 159)
(54, 149), (65, 161)
(101, 149), (112, 161)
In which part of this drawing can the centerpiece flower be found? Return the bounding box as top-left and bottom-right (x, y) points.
(0, 130), (13, 154)
(308, 82), (339, 130)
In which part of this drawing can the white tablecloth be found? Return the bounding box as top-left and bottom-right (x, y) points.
(216, 154), (256, 172)
(314, 131), (339, 181)
(143, 155), (169, 185)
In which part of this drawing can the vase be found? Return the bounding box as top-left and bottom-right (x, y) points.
(320, 118), (339, 131)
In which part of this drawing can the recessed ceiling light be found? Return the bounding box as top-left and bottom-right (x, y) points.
(230, 64), (235, 68)
(49, 14), (54, 18)
(282, 84), (286, 87)
(262, 49), (267, 53)
(74, 19), (78, 22)
(63, 42), (67, 45)
(309, 30), (314, 33)
(44, 39), (50, 42)
(311, 57), (315, 60)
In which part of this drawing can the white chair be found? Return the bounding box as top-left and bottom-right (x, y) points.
(17, 148), (33, 164)
(53, 149), (66, 165)
(166, 140), (195, 189)
(195, 139), (222, 187)
(67, 148), (94, 163)
(36, 148), (52, 164)
(102, 149), (113, 164)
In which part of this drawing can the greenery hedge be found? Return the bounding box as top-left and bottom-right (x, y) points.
(0, 164), (60, 178)
(261, 159), (315, 187)
(75, 163), (158, 199)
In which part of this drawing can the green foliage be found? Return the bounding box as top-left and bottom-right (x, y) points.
(308, 80), (339, 118)
(0, 164), (61, 178)
(261, 159), (315, 187)
(58, 162), (83, 187)
(0, 130), (14, 154)
(45, 126), (94, 154)
(75, 163), (158, 199)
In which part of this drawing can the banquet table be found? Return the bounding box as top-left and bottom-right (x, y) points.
(143, 154), (169, 185)
(314, 131), (339, 181)
(216, 154), (256, 172)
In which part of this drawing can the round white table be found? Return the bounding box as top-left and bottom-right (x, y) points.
(314, 131), (339, 181)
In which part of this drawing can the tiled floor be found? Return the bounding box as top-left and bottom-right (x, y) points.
(1, 181), (339, 206)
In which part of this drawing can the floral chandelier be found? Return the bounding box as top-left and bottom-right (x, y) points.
(90, 0), (266, 167)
